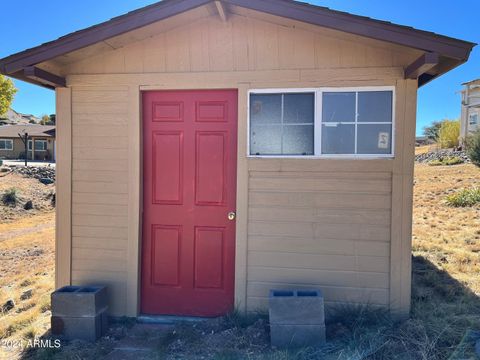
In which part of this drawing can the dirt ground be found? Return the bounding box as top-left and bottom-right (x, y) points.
(0, 163), (479, 359)
(0, 172), (55, 222)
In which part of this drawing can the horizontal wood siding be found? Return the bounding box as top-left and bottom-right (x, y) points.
(70, 86), (129, 316)
(66, 13), (420, 75)
(246, 166), (392, 309)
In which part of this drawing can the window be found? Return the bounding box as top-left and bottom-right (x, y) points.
(469, 113), (478, 126)
(0, 139), (13, 151)
(250, 93), (314, 155)
(28, 140), (48, 151)
(248, 87), (394, 157)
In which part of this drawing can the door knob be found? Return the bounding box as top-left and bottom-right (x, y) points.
(228, 212), (236, 220)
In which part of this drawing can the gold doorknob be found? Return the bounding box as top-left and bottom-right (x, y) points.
(228, 212), (236, 220)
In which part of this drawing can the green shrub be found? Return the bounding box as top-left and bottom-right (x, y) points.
(438, 119), (460, 148)
(466, 130), (480, 166)
(428, 156), (464, 166)
(2, 188), (18, 206)
(445, 188), (480, 207)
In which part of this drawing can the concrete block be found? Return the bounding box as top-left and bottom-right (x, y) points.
(270, 324), (326, 348)
(51, 309), (108, 342)
(51, 285), (107, 317)
(269, 289), (324, 325)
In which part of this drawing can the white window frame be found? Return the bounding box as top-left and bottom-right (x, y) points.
(0, 139), (13, 151)
(28, 139), (48, 151)
(247, 86), (395, 159)
(469, 113), (478, 126)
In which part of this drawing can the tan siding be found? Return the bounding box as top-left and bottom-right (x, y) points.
(70, 86), (129, 316)
(66, 13), (420, 76)
(246, 167), (392, 309)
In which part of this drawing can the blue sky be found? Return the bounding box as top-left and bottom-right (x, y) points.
(1, 1), (478, 135)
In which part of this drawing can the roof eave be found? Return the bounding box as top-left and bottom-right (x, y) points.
(0, 0), (475, 88)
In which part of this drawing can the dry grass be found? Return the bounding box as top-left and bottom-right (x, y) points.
(415, 144), (440, 155)
(413, 163), (480, 292)
(0, 212), (55, 358)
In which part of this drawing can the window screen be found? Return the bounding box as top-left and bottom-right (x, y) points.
(250, 93), (314, 155)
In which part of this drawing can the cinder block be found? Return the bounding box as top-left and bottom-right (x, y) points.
(51, 309), (108, 342)
(270, 324), (326, 348)
(51, 286), (107, 317)
(269, 289), (324, 325)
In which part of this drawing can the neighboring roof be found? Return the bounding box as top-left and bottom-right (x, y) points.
(462, 79), (480, 86)
(0, 108), (40, 125)
(0, 124), (55, 138)
(0, 0), (475, 88)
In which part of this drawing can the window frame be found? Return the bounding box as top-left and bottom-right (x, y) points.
(469, 113), (478, 126)
(28, 139), (48, 151)
(0, 139), (13, 151)
(247, 86), (396, 159)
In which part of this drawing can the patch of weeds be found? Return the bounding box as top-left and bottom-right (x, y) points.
(429, 156), (464, 166)
(222, 308), (268, 329)
(156, 330), (178, 355)
(445, 188), (480, 207)
(26, 345), (62, 360)
(176, 322), (202, 345)
(38, 296), (51, 313)
(2, 188), (19, 206)
(111, 316), (136, 328)
(213, 348), (244, 360)
(20, 279), (33, 287)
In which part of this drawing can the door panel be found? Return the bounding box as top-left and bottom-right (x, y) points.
(141, 90), (238, 317)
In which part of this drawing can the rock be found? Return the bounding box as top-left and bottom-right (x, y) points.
(39, 177), (54, 185)
(415, 149), (470, 163)
(24, 200), (33, 210)
(2, 299), (15, 312)
(20, 289), (33, 301)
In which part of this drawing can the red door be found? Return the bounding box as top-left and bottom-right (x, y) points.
(141, 90), (237, 317)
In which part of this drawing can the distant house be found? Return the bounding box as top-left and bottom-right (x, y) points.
(460, 79), (480, 141)
(0, 108), (40, 126)
(0, 124), (55, 161)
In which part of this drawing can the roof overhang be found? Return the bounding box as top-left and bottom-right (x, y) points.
(0, 0), (475, 88)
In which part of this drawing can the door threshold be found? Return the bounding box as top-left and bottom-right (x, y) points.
(137, 314), (216, 324)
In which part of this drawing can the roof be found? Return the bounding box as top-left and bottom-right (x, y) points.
(0, 0), (475, 88)
(0, 125), (55, 138)
(0, 108), (40, 125)
(462, 79), (480, 86)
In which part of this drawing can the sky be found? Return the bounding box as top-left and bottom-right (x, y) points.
(0, 1), (478, 135)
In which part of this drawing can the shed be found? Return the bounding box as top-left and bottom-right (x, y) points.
(0, 0), (474, 318)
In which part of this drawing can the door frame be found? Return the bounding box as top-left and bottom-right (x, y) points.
(128, 85), (248, 317)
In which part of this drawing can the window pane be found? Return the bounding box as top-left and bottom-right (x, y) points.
(357, 124), (392, 154)
(250, 125), (282, 155)
(0, 140), (4, 150)
(358, 91), (392, 123)
(34, 141), (46, 151)
(469, 114), (478, 125)
(321, 124), (355, 154)
(283, 125), (314, 155)
(250, 94), (281, 125)
(284, 93), (314, 124)
(322, 92), (355, 123)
